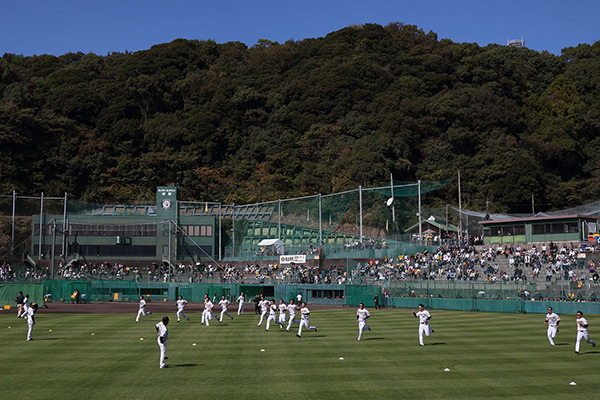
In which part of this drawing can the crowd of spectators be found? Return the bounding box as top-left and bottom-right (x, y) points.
(5, 241), (600, 293)
(0, 262), (17, 281)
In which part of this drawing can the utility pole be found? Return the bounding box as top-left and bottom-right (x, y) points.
(458, 171), (462, 244)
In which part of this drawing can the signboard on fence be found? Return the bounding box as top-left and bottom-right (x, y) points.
(280, 255), (307, 264)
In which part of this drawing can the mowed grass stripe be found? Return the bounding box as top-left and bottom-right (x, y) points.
(1, 309), (598, 400)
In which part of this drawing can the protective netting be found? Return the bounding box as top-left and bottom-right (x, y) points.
(0, 194), (66, 262)
(230, 181), (453, 255)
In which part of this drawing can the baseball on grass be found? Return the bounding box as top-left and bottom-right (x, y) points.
(140, 337), (144, 341)
(192, 343), (197, 346)
(339, 357), (344, 360)
(260, 349), (265, 352)
(444, 368), (451, 372)
(569, 382), (577, 386)
(48, 329), (52, 332)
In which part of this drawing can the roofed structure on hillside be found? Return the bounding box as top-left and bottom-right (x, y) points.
(405, 215), (460, 236)
(479, 214), (600, 245)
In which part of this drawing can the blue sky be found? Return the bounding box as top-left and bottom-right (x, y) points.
(1, 0), (599, 57)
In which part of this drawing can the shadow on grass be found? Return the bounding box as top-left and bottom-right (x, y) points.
(171, 363), (201, 368)
(580, 351), (599, 355)
(555, 343), (570, 346)
(307, 335), (327, 338)
(427, 342), (446, 346)
(35, 338), (63, 341)
(365, 337), (385, 341)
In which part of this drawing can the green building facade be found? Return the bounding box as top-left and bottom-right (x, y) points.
(479, 214), (600, 245)
(31, 187), (218, 265)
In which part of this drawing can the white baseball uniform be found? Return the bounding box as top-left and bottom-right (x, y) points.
(156, 321), (168, 368)
(21, 296), (29, 319)
(278, 303), (288, 325)
(266, 304), (283, 330)
(286, 303), (300, 331)
(357, 307), (371, 341)
(176, 299), (189, 322)
(575, 316), (596, 353)
(414, 309), (433, 346)
(203, 300), (215, 326)
(545, 312), (560, 346)
(219, 299), (234, 322)
(25, 307), (35, 341)
(237, 295), (245, 315)
(297, 306), (317, 337)
(136, 298), (151, 322)
(257, 300), (269, 326)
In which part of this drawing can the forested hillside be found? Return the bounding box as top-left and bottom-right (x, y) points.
(1, 23), (600, 213)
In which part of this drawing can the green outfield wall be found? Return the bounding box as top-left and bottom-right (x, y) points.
(4, 281), (599, 315)
(0, 283), (45, 309)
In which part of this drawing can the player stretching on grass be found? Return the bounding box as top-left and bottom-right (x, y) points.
(412, 304), (434, 346)
(219, 295), (234, 322)
(136, 296), (152, 322)
(257, 296), (268, 326)
(265, 299), (284, 331)
(544, 306), (560, 346)
(176, 295), (189, 322)
(286, 299), (300, 332)
(297, 302), (317, 338)
(156, 316), (169, 368)
(575, 310), (596, 354)
(356, 303), (371, 341)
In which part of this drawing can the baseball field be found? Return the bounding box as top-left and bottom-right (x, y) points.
(1, 305), (597, 400)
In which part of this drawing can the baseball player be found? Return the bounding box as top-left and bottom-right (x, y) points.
(412, 304), (434, 346)
(21, 294), (30, 319)
(201, 294), (209, 324)
(257, 296), (269, 326)
(176, 295), (189, 322)
(297, 302), (317, 338)
(575, 310), (596, 354)
(285, 299), (300, 332)
(237, 292), (245, 315)
(356, 303), (371, 341)
(265, 299), (284, 331)
(25, 302), (38, 341)
(218, 295), (234, 322)
(155, 316), (169, 368)
(544, 306), (560, 346)
(278, 299), (287, 326)
(202, 298), (216, 326)
(136, 295), (152, 322)
(15, 291), (24, 318)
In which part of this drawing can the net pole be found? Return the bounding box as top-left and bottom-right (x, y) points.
(11, 190), (15, 254)
(51, 220), (56, 277)
(318, 194), (322, 244)
(390, 174), (395, 223)
(62, 192), (67, 258)
(458, 170), (463, 244)
(218, 203), (222, 261)
(39, 192), (44, 259)
(359, 186), (363, 242)
(278, 200), (281, 239)
(418, 180), (422, 245)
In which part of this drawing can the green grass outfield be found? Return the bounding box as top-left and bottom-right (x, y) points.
(1, 308), (598, 400)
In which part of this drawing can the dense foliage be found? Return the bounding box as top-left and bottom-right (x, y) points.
(1, 23), (600, 213)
